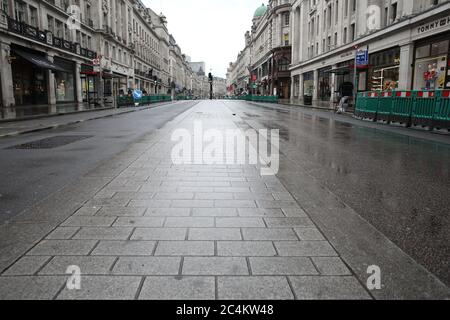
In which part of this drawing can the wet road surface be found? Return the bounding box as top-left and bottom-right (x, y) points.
(0, 101), (197, 224)
(226, 101), (450, 287)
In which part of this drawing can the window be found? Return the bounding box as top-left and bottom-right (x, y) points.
(47, 16), (54, 33)
(391, 3), (398, 22)
(351, 23), (356, 41)
(343, 27), (348, 44)
(284, 12), (289, 26)
(29, 6), (38, 27)
(1, 0), (8, 12)
(14, 0), (26, 22)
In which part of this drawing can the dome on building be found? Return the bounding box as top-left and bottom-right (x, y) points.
(254, 3), (267, 18)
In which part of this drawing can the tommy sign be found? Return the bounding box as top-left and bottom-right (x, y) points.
(416, 16), (450, 35)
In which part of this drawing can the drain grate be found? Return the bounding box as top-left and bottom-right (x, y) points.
(7, 135), (93, 149)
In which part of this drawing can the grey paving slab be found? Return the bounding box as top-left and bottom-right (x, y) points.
(2, 256), (51, 276)
(154, 193), (195, 200)
(217, 241), (277, 257)
(145, 208), (191, 216)
(257, 200), (300, 209)
(233, 193), (275, 200)
(131, 228), (187, 240)
(85, 198), (130, 207)
(272, 193), (296, 201)
(128, 200), (172, 208)
(0, 276), (65, 300)
(264, 217), (315, 228)
(294, 227), (326, 241)
(165, 217), (215, 228)
(46, 227), (80, 240)
(238, 208), (285, 217)
(72, 227), (134, 240)
(312, 257), (352, 275)
(215, 200), (257, 208)
(96, 207), (146, 217)
(274, 241), (338, 257)
(112, 192), (154, 200)
(218, 276), (294, 300)
(91, 241), (156, 256)
(195, 193), (234, 200)
(216, 217), (266, 228)
(57, 276), (142, 300)
(61, 216), (117, 227)
(112, 257), (181, 275)
(282, 208), (309, 217)
(155, 241), (214, 256)
(183, 257), (249, 275)
(289, 276), (372, 300)
(192, 208), (238, 217)
(27, 240), (98, 256)
(73, 206), (102, 216)
(249, 257), (318, 275)
(39, 256), (116, 275)
(189, 228), (242, 241)
(113, 217), (165, 228)
(139, 276), (215, 300)
(171, 200), (214, 208)
(242, 228), (299, 241)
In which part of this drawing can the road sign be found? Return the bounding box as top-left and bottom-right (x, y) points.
(133, 90), (143, 100)
(356, 50), (369, 66)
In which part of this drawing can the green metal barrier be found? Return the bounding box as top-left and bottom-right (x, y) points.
(391, 91), (415, 126)
(434, 90), (450, 130)
(412, 91), (436, 128)
(355, 91), (379, 120)
(355, 92), (368, 118)
(377, 91), (394, 123)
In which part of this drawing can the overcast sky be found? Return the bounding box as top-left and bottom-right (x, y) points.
(143, 0), (263, 78)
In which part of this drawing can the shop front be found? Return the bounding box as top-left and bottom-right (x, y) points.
(10, 46), (69, 117)
(318, 67), (332, 101)
(368, 47), (400, 91)
(413, 33), (450, 90)
(53, 57), (76, 107)
(80, 64), (100, 108)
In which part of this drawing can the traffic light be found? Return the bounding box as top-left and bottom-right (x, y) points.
(208, 73), (213, 82)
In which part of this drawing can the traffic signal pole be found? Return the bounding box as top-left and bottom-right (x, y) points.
(209, 72), (213, 100)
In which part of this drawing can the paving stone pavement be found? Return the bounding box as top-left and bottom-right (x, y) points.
(0, 101), (372, 300)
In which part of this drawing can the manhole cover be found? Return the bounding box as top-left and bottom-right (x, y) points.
(7, 135), (93, 149)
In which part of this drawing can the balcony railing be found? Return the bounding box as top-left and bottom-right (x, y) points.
(7, 16), (96, 59)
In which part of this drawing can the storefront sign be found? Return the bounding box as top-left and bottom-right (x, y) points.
(416, 16), (450, 35)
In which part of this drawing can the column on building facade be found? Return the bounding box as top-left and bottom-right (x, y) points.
(75, 61), (84, 109)
(47, 54), (57, 114)
(298, 73), (304, 101)
(313, 69), (319, 100)
(398, 42), (414, 91)
(0, 42), (15, 118)
(330, 64), (338, 103)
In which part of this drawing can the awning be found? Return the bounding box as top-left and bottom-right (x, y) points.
(13, 49), (69, 72)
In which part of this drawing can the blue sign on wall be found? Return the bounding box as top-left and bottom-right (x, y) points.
(356, 50), (369, 66)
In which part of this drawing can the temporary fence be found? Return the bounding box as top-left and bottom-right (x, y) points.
(116, 95), (172, 107)
(355, 90), (450, 130)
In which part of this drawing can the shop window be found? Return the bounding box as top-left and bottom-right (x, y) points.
(54, 58), (75, 103)
(12, 49), (48, 106)
(414, 56), (447, 91)
(368, 48), (401, 91)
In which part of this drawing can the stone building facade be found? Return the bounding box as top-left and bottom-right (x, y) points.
(0, 0), (206, 119)
(227, 1), (294, 99)
(290, 0), (450, 107)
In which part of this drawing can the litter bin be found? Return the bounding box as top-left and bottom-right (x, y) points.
(304, 95), (313, 105)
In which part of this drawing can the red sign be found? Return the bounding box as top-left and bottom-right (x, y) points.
(251, 74), (257, 82)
